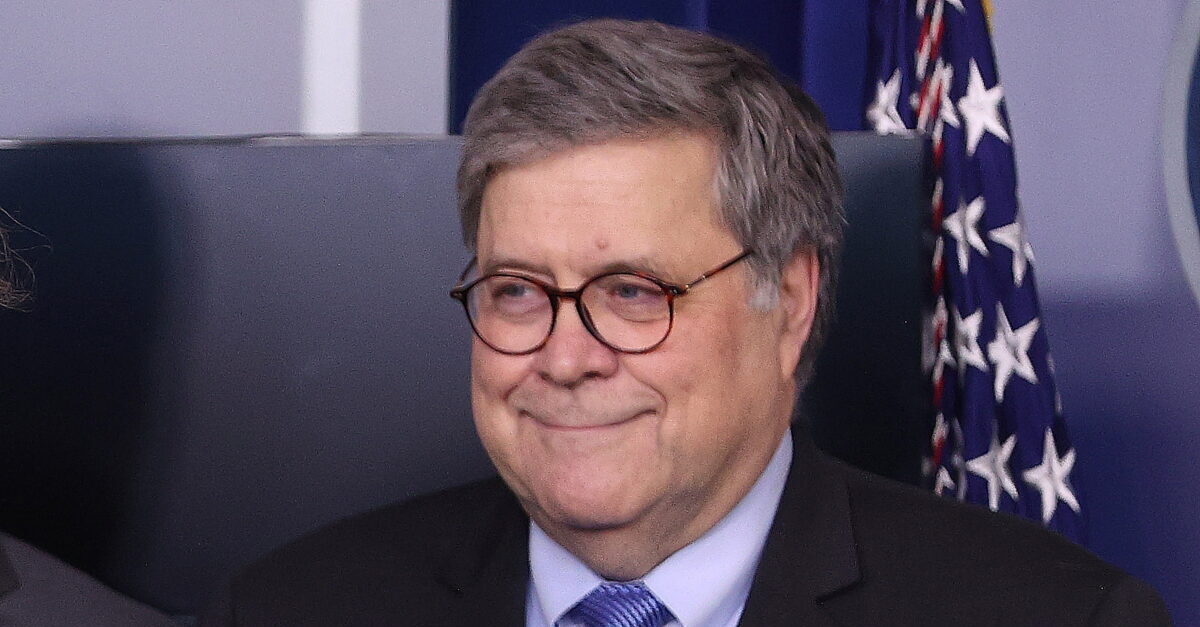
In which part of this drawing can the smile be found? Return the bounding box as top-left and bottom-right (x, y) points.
(517, 408), (657, 431)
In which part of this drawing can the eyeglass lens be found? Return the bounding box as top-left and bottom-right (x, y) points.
(464, 273), (671, 353)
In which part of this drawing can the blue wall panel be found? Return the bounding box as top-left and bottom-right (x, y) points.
(451, 0), (872, 132)
(451, 0), (691, 133)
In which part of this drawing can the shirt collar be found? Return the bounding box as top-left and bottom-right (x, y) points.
(529, 432), (792, 627)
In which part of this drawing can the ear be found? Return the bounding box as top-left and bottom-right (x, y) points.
(777, 249), (819, 380)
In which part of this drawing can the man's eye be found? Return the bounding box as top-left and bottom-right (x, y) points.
(594, 277), (667, 321)
(481, 278), (548, 318)
(610, 281), (657, 301)
(493, 281), (534, 300)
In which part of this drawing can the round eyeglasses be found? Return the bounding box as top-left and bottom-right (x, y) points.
(450, 250), (753, 355)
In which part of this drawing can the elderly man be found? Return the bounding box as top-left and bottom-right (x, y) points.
(202, 19), (1170, 626)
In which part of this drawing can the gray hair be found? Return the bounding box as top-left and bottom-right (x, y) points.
(458, 19), (845, 383)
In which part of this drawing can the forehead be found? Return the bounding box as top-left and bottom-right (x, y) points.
(476, 133), (734, 278)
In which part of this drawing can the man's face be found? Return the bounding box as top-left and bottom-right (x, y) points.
(471, 133), (805, 553)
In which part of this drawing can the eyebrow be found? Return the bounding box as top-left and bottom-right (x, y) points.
(481, 255), (676, 284)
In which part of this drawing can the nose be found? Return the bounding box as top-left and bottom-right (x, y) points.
(532, 299), (620, 387)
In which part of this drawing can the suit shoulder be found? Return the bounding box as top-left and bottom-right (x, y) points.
(839, 462), (1108, 574)
(830, 461), (1169, 622)
(1, 533), (175, 626)
(241, 476), (517, 579)
(204, 477), (524, 626)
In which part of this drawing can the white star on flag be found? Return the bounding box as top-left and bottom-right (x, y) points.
(868, 69), (906, 134)
(952, 305), (988, 374)
(965, 424), (1019, 511)
(914, 0), (944, 80)
(945, 0), (966, 13)
(935, 466), (957, 496)
(934, 418), (969, 500)
(937, 61), (960, 129)
(924, 296), (948, 373)
(929, 415), (953, 491)
(1023, 428), (1081, 524)
(957, 59), (1010, 156)
(944, 196), (989, 275)
(935, 337), (956, 383)
(931, 296), (949, 363)
(987, 304), (1039, 402)
(931, 224), (946, 273)
(989, 220), (1035, 286)
(930, 412), (948, 451)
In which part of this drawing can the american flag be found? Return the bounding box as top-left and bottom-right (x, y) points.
(866, 0), (1085, 540)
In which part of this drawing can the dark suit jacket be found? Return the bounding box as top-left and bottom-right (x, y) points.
(0, 533), (175, 627)
(201, 433), (1171, 626)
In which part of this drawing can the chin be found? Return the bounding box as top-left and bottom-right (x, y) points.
(532, 474), (652, 532)
(550, 510), (630, 532)
(542, 502), (642, 533)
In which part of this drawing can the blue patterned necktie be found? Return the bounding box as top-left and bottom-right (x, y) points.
(564, 582), (674, 627)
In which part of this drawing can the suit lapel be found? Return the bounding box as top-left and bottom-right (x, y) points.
(738, 431), (862, 626)
(435, 482), (531, 627)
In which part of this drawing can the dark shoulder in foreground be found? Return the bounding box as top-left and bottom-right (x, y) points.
(834, 459), (1172, 626)
(0, 533), (175, 626)
(199, 476), (528, 627)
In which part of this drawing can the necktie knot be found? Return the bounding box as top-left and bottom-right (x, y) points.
(564, 581), (673, 627)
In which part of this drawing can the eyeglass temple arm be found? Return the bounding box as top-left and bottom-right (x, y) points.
(457, 256), (478, 283)
(680, 250), (753, 292)
(449, 257), (479, 300)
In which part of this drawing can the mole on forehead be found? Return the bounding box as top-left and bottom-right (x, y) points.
(594, 237), (610, 250)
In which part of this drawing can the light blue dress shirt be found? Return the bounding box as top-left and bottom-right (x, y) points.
(525, 433), (792, 627)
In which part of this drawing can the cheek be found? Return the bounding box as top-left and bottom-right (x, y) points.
(649, 312), (779, 431)
(471, 344), (527, 395)
(664, 309), (755, 381)
(470, 349), (528, 446)
(627, 316), (742, 434)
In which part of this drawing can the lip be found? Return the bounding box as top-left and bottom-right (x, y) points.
(518, 408), (657, 431)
